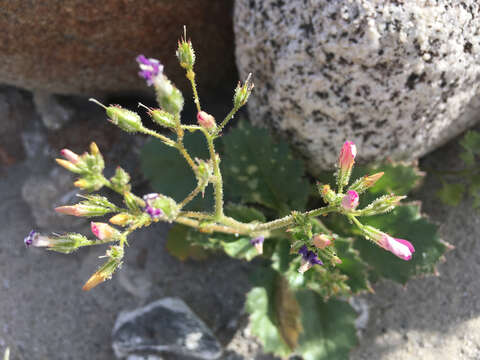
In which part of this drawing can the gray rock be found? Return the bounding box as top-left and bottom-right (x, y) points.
(234, 0), (480, 171)
(33, 91), (74, 130)
(112, 298), (222, 360)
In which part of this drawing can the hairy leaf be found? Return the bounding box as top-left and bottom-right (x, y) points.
(140, 131), (213, 211)
(295, 292), (358, 360)
(222, 121), (309, 214)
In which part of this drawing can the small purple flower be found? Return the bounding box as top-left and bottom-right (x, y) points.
(24, 230), (50, 248)
(250, 236), (265, 254)
(136, 55), (163, 86)
(143, 193), (164, 219)
(298, 245), (323, 274)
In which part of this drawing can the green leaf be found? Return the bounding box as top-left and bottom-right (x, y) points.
(220, 237), (260, 261)
(436, 182), (465, 206)
(246, 269), (293, 356)
(140, 131), (213, 211)
(334, 237), (371, 293)
(356, 204), (447, 284)
(295, 292), (358, 360)
(166, 224), (208, 261)
(460, 130), (480, 154)
(222, 121), (309, 214)
(367, 163), (423, 197)
(225, 203), (266, 223)
(246, 268), (358, 359)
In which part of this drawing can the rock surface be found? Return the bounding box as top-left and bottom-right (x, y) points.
(0, 1), (236, 97)
(112, 298), (222, 359)
(234, 0), (480, 170)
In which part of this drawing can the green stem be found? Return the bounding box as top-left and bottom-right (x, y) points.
(186, 69), (201, 113)
(141, 128), (176, 147)
(215, 106), (239, 135)
(179, 183), (204, 208)
(206, 134), (224, 219)
(176, 142), (197, 173)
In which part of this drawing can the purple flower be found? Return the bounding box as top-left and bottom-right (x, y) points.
(250, 236), (264, 254)
(24, 230), (50, 248)
(298, 245), (323, 273)
(136, 55), (164, 86)
(143, 193), (164, 219)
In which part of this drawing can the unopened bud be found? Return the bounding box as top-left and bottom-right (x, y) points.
(55, 204), (113, 217)
(234, 73), (254, 108)
(358, 194), (406, 216)
(91, 222), (121, 241)
(60, 149), (80, 164)
(349, 172), (384, 194)
(109, 213), (133, 226)
(110, 167), (131, 193)
(250, 236), (265, 254)
(56, 158), (83, 174)
(73, 176), (103, 192)
(197, 111), (216, 130)
(90, 142), (100, 156)
(318, 183), (337, 203)
(24, 230), (91, 254)
(312, 234), (332, 249)
(82, 247), (123, 291)
(124, 191), (145, 213)
(337, 141), (357, 189)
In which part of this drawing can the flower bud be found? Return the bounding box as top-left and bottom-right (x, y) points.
(60, 149), (80, 164)
(317, 183), (337, 203)
(337, 141), (357, 189)
(24, 230), (50, 247)
(110, 167), (131, 193)
(124, 191), (145, 213)
(312, 234), (332, 249)
(89, 99), (143, 133)
(82, 246), (123, 291)
(250, 236), (265, 254)
(341, 190), (359, 210)
(55, 204), (113, 217)
(363, 225), (415, 261)
(24, 230), (91, 254)
(358, 194), (406, 216)
(176, 37), (195, 69)
(91, 222), (121, 241)
(109, 213), (133, 226)
(55, 158), (83, 174)
(73, 176), (104, 192)
(197, 111), (216, 130)
(348, 172), (384, 194)
(234, 73), (254, 108)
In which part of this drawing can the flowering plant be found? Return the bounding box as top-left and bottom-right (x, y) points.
(25, 30), (449, 359)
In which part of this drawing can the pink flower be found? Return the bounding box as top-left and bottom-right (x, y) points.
(91, 222), (119, 241)
(377, 234), (415, 261)
(341, 190), (359, 210)
(312, 234), (332, 249)
(338, 141), (357, 172)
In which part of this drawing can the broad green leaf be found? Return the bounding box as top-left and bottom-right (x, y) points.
(334, 237), (371, 293)
(295, 292), (358, 360)
(247, 268), (358, 359)
(225, 203), (266, 223)
(356, 204), (447, 284)
(220, 237), (260, 261)
(166, 224), (208, 261)
(222, 121), (309, 215)
(367, 163), (423, 197)
(140, 131), (213, 211)
(436, 182), (465, 206)
(246, 269), (293, 356)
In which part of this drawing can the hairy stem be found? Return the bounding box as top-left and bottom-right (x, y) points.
(141, 128), (176, 147)
(206, 134), (224, 219)
(215, 106), (239, 135)
(179, 183), (204, 208)
(186, 70), (201, 113)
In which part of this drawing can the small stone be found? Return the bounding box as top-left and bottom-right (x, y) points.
(112, 298), (222, 360)
(33, 91), (73, 130)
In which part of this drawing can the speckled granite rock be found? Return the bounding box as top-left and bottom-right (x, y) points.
(234, 0), (480, 170)
(0, 1), (235, 97)
(112, 298), (222, 359)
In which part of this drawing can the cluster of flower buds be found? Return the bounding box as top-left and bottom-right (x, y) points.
(56, 143), (105, 192)
(82, 245), (124, 291)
